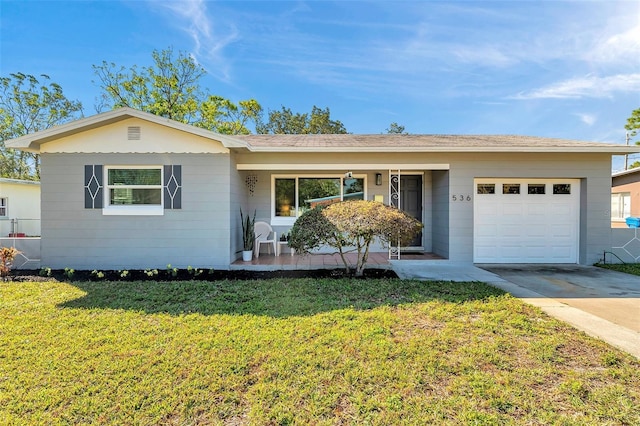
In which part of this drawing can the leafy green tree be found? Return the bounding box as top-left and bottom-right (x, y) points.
(199, 96), (262, 135)
(289, 200), (423, 276)
(256, 105), (347, 134)
(94, 47), (261, 134)
(624, 108), (640, 169)
(0, 73), (83, 180)
(386, 122), (408, 134)
(625, 107), (640, 141)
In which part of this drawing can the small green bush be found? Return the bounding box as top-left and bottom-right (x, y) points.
(144, 269), (158, 277)
(63, 267), (75, 279)
(91, 270), (105, 280)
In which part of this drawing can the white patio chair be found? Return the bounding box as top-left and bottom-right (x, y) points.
(254, 221), (277, 257)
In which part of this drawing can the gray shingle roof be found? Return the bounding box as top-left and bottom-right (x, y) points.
(5, 107), (638, 155)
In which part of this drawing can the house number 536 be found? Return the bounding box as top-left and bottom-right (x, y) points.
(452, 195), (471, 202)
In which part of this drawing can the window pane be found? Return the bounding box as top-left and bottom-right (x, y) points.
(611, 194), (621, 219)
(110, 188), (161, 205)
(503, 184), (520, 194)
(612, 193), (631, 219)
(623, 194), (631, 217)
(108, 169), (161, 185)
(528, 184), (545, 194)
(299, 178), (341, 211)
(344, 178), (364, 200)
(553, 184), (571, 195)
(0, 198), (6, 216)
(477, 184), (495, 194)
(275, 178), (296, 217)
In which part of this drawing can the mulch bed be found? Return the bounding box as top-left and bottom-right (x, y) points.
(7, 268), (398, 282)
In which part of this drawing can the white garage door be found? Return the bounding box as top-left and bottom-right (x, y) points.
(474, 179), (580, 263)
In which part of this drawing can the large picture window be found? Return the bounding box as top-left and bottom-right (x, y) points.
(104, 166), (163, 215)
(273, 175), (365, 223)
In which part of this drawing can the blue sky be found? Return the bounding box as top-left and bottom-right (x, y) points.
(1, 0), (639, 169)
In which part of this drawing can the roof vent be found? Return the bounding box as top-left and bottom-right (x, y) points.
(127, 126), (141, 140)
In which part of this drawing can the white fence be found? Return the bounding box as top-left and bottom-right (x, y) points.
(0, 218), (40, 237)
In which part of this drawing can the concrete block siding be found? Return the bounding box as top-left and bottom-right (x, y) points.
(40, 153), (232, 270)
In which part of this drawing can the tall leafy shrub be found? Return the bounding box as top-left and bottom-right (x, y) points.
(289, 200), (423, 276)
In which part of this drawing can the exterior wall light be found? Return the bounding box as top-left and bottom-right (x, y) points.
(375, 173), (382, 186)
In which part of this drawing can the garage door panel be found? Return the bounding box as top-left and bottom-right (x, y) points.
(499, 246), (525, 261)
(523, 236), (548, 246)
(526, 246), (549, 260)
(476, 224), (497, 238)
(527, 204), (547, 215)
(549, 224), (574, 238)
(551, 203), (574, 216)
(474, 179), (579, 263)
(501, 225), (523, 237)
(525, 225), (547, 237)
(476, 203), (498, 216)
(502, 203), (524, 215)
(551, 246), (576, 261)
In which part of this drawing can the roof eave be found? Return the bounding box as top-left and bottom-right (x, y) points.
(613, 167), (640, 177)
(4, 107), (248, 151)
(240, 146), (640, 154)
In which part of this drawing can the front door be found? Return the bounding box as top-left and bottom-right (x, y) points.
(400, 175), (423, 248)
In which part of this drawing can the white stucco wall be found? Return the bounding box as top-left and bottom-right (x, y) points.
(0, 179), (41, 236)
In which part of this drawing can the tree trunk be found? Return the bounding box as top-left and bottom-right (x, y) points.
(354, 238), (372, 277)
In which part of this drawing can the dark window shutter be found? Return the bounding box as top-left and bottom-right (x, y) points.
(164, 165), (182, 209)
(84, 165), (103, 209)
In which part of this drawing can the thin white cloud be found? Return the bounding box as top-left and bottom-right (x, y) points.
(510, 74), (640, 100)
(587, 22), (640, 65)
(574, 113), (596, 126)
(151, 0), (239, 82)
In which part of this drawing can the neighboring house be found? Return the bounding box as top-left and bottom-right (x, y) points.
(0, 178), (40, 237)
(611, 167), (640, 228)
(5, 107), (639, 270)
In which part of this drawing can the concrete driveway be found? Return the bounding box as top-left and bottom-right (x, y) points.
(479, 264), (640, 357)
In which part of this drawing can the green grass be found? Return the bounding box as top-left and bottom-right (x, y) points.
(597, 262), (640, 276)
(1, 278), (639, 425)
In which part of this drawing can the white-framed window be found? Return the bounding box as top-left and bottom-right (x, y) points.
(611, 192), (631, 220)
(0, 198), (7, 217)
(272, 174), (366, 225)
(103, 166), (163, 216)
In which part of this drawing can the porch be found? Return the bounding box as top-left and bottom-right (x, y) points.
(238, 167), (452, 262)
(230, 251), (444, 271)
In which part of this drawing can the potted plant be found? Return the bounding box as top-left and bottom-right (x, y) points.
(240, 208), (256, 261)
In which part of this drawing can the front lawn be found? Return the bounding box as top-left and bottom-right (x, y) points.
(1, 278), (638, 425)
(597, 262), (640, 276)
